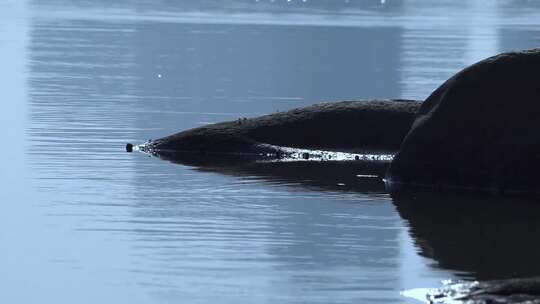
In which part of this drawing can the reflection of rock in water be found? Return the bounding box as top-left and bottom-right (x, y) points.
(154, 150), (388, 194)
(392, 191), (540, 280)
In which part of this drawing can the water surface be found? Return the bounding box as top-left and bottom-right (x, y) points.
(2, 1), (540, 303)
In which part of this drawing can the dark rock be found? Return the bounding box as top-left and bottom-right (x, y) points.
(150, 99), (420, 156)
(387, 49), (540, 193)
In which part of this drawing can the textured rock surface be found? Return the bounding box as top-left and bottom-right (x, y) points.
(152, 99), (420, 155)
(427, 277), (540, 304)
(387, 49), (540, 193)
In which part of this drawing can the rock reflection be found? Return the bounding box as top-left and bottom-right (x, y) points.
(392, 191), (540, 280)
(156, 150), (540, 283)
(153, 151), (388, 194)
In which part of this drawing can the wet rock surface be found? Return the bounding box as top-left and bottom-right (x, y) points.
(150, 99), (420, 156)
(387, 49), (540, 193)
(424, 277), (540, 304)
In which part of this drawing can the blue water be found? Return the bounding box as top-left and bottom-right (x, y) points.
(2, 1), (540, 303)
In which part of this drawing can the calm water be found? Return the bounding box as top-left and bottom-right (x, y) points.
(2, 1), (540, 303)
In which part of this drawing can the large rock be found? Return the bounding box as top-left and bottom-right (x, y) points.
(387, 49), (540, 193)
(151, 99), (420, 155)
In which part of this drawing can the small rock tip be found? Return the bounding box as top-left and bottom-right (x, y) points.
(126, 143), (134, 152)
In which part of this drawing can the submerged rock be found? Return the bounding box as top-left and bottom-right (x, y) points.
(151, 99), (420, 156)
(387, 49), (540, 193)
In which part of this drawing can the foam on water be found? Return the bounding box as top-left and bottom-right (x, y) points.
(137, 141), (394, 163)
(402, 280), (480, 304)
